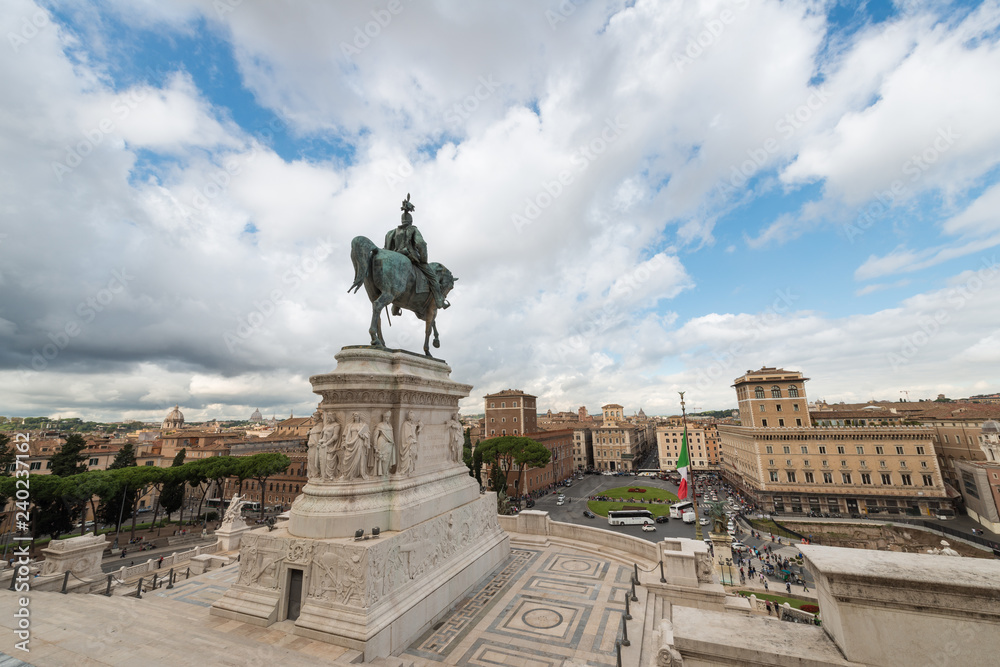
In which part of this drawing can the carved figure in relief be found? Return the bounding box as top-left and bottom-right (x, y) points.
(305, 411), (325, 480)
(321, 412), (343, 480)
(373, 411), (396, 476)
(447, 412), (463, 463)
(396, 410), (422, 475)
(340, 412), (373, 480)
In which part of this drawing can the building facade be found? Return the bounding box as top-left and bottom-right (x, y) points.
(484, 389), (537, 437)
(719, 367), (951, 517)
(656, 424), (720, 470)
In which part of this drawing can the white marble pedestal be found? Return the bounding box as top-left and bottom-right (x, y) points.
(215, 519), (253, 552)
(212, 347), (511, 661)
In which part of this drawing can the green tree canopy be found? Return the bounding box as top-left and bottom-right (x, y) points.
(49, 433), (88, 477)
(476, 436), (551, 497)
(239, 452), (291, 519)
(158, 448), (187, 519)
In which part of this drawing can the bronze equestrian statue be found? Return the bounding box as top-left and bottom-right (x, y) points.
(349, 194), (456, 356)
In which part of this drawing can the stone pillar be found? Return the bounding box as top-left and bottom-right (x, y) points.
(39, 533), (107, 579)
(215, 519), (253, 552)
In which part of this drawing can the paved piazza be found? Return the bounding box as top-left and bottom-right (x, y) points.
(0, 536), (646, 666)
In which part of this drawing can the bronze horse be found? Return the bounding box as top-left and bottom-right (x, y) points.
(348, 236), (456, 356)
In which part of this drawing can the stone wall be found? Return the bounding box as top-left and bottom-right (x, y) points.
(782, 521), (992, 558)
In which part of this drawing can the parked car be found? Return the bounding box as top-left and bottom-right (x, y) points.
(641, 523), (656, 532)
(655, 515), (669, 523)
(583, 510), (595, 518)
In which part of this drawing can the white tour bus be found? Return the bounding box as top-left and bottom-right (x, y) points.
(669, 501), (694, 519)
(608, 509), (654, 526)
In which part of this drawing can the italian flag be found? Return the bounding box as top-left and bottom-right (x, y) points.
(677, 428), (690, 500)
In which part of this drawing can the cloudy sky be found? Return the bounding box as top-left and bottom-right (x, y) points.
(2, 0), (999, 422)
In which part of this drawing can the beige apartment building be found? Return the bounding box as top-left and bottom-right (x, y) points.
(590, 405), (653, 472)
(657, 424), (721, 470)
(719, 367), (951, 517)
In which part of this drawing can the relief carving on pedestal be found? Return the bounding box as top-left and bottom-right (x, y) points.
(321, 411), (343, 481)
(373, 411), (396, 476)
(695, 552), (713, 584)
(395, 410), (422, 475)
(447, 412), (463, 463)
(339, 411), (373, 481)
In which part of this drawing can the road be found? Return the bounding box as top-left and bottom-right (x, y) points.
(524, 473), (700, 543)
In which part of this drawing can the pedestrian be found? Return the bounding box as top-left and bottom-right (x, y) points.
(764, 579), (769, 592)
(786, 582), (791, 595)
(158, 556), (164, 569)
(766, 600), (772, 615)
(803, 581), (809, 593)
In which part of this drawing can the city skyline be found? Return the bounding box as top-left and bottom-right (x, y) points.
(3, 1), (999, 422)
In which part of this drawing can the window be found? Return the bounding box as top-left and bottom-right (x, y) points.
(490, 402), (495, 408)
(805, 472), (814, 483)
(800, 446), (808, 454)
(916, 446), (925, 455)
(841, 460), (848, 468)
(944, 435), (950, 443)
(876, 446), (884, 455)
(895, 446), (904, 455)
(778, 419), (785, 427)
(512, 401), (517, 407)
(762, 419), (768, 427)
(770, 471), (779, 482)
(771, 386), (782, 398)
(783, 446), (790, 454)
(923, 474), (933, 486)
(796, 419), (802, 426)
(823, 472), (833, 483)
(842, 473), (852, 484)
(786, 459), (792, 466)
(881, 473), (892, 485)
(145, 461), (154, 466)
(759, 404), (766, 412)
(786, 471), (797, 483)
(860, 460), (867, 468)
(900, 460), (907, 468)
(29, 461), (41, 470)
(803, 459), (810, 467)
(765, 445), (773, 453)
(861, 473), (871, 485)
(776, 404), (782, 412)
(879, 460), (887, 468)
(818, 446), (826, 454)
(501, 402), (505, 408)
(856, 446), (864, 455)
(793, 403), (800, 411)
(789, 386), (799, 398)
(921, 461), (928, 468)
(901, 474), (912, 486)
(769, 459), (775, 466)
(89, 458), (99, 466)
(755, 386), (765, 399)
(837, 446), (845, 455)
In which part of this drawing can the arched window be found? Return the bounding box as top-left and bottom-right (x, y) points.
(755, 386), (765, 399)
(771, 386), (781, 398)
(788, 386), (799, 398)
(269, 483), (273, 491)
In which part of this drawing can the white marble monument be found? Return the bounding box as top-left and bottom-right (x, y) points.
(212, 347), (509, 661)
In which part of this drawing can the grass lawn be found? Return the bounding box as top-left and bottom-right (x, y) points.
(587, 486), (679, 518)
(736, 590), (815, 611)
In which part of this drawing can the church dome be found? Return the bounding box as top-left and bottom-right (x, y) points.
(162, 405), (185, 430)
(250, 408), (263, 422)
(983, 420), (1000, 434)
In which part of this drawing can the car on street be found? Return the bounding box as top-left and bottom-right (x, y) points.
(699, 518), (709, 526)
(525, 499), (535, 508)
(556, 498), (565, 506)
(655, 515), (669, 523)
(583, 510), (595, 518)
(682, 511), (696, 524)
(731, 541), (747, 552)
(641, 523), (656, 532)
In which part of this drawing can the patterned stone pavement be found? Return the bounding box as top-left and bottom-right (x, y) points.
(2, 539), (645, 666)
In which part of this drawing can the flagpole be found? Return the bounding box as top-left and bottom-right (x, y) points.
(680, 391), (702, 540)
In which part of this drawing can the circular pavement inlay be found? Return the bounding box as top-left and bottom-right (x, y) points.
(522, 608), (564, 629)
(559, 559), (592, 572)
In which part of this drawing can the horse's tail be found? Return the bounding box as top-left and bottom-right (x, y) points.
(349, 236), (377, 293)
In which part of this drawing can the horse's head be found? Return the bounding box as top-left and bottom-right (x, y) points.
(437, 266), (457, 295)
